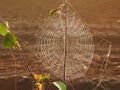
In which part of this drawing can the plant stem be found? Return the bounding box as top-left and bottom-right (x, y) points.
(63, 0), (67, 82)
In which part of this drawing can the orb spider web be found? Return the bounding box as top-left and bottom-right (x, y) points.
(36, 0), (95, 83)
(0, 0), (113, 90)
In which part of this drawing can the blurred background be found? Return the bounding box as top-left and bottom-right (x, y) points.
(0, 0), (120, 90)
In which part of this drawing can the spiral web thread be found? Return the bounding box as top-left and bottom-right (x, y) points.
(36, 1), (94, 83)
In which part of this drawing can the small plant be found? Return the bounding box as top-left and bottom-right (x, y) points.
(0, 21), (21, 49)
(33, 73), (66, 90)
(33, 73), (50, 90)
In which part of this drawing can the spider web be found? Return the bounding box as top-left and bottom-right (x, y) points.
(35, 2), (113, 90)
(36, 3), (94, 82)
(0, 1), (113, 90)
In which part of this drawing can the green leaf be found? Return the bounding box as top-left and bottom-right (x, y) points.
(39, 74), (50, 82)
(49, 9), (57, 17)
(4, 32), (18, 48)
(53, 81), (67, 90)
(0, 22), (9, 36)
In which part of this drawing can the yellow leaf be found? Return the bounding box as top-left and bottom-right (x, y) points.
(34, 73), (42, 81)
(35, 83), (42, 90)
(49, 8), (57, 17)
(13, 41), (22, 51)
